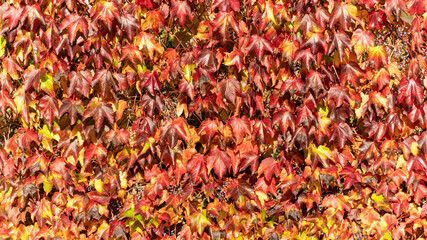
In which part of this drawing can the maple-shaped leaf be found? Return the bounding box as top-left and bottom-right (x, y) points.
(160, 117), (189, 147)
(385, 0), (406, 19)
(229, 116), (251, 143)
(224, 50), (244, 72)
(273, 109), (296, 133)
(85, 143), (107, 165)
(206, 149), (231, 179)
(23, 66), (46, 91)
(339, 62), (364, 87)
(120, 4), (140, 39)
(141, 93), (164, 117)
(330, 122), (353, 149)
(328, 85), (351, 107)
(121, 44), (143, 66)
(16, 128), (39, 151)
(59, 14), (88, 42)
(105, 128), (129, 146)
(39, 95), (59, 127)
(13, 86), (34, 123)
(329, 2), (357, 30)
(57, 136), (79, 160)
(258, 158), (280, 181)
(141, 71), (160, 95)
(198, 119), (218, 144)
(187, 154), (208, 183)
(351, 29), (375, 55)
(91, 1), (120, 30)
(218, 76), (240, 104)
(226, 179), (256, 200)
(59, 98), (84, 125)
(407, 0), (425, 15)
(414, 184), (427, 205)
(170, 0), (194, 26)
(373, 68), (390, 91)
(3, 57), (23, 80)
(83, 98), (114, 128)
(368, 10), (387, 30)
(197, 49), (218, 72)
(398, 77), (423, 106)
(367, 46), (387, 69)
(340, 166), (362, 189)
(2, 5), (23, 29)
(0, 90), (16, 114)
(25, 150), (49, 175)
(212, 11), (240, 38)
(92, 69), (127, 96)
(328, 30), (351, 61)
(134, 32), (164, 58)
(68, 69), (92, 98)
(246, 35), (274, 59)
(299, 13), (319, 35)
(253, 118), (274, 144)
(301, 32), (327, 54)
(189, 209), (211, 236)
(306, 70), (326, 97)
(21, 4), (46, 30)
(211, 0), (240, 11)
(239, 151), (258, 174)
(294, 48), (317, 69)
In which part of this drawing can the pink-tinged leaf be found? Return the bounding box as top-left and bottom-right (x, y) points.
(229, 116), (251, 143)
(2, 5), (23, 28)
(246, 35), (274, 59)
(68, 70), (92, 98)
(187, 154), (208, 183)
(23, 66), (46, 91)
(330, 122), (353, 149)
(198, 119), (218, 144)
(328, 85), (351, 107)
(273, 109), (296, 133)
(328, 30), (351, 61)
(398, 78), (423, 106)
(59, 14), (88, 42)
(170, 0), (194, 26)
(39, 95), (59, 127)
(211, 0), (240, 12)
(141, 71), (160, 95)
(206, 149), (231, 179)
(59, 99), (84, 125)
(258, 157), (280, 181)
(218, 76), (240, 104)
(0, 90), (16, 114)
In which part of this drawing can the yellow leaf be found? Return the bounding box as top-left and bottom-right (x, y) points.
(135, 32), (164, 58)
(411, 141), (419, 156)
(94, 179), (103, 193)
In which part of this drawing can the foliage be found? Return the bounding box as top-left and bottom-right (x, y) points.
(0, 0), (426, 239)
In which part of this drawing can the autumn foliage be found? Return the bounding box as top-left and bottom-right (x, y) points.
(1, 0), (427, 239)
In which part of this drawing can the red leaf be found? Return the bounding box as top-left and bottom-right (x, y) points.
(258, 158), (280, 181)
(229, 116), (251, 143)
(170, 0), (194, 26)
(330, 122), (353, 149)
(59, 14), (88, 42)
(246, 35), (274, 59)
(206, 149), (232, 179)
(83, 98), (115, 129)
(187, 154), (208, 183)
(218, 76), (240, 104)
(85, 143), (107, 165)
(39, 95), (59, 127)
(398, 77), (423, 106)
